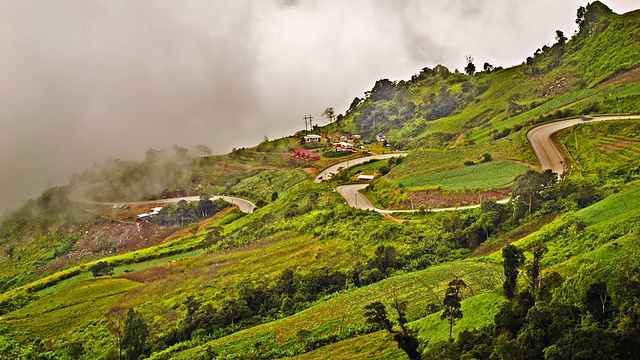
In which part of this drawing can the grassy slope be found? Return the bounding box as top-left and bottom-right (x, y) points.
(1, 3), (640, 359)
(163, 177), (640, 359)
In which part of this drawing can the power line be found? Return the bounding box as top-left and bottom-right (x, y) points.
(303, 115), (313, 131)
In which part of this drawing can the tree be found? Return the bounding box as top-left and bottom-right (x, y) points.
(441, 278), (467, 341)
(585, 282), (613, 326)
(106, 311), (125, 360)
(172, 144), (190, 158)
(391, 294), (421, 360)
(464, 55), (476, 76)
(121, 308), (149, 360)
(322, 107), (336, 123)
(197, 195), (215, 218)
(576, 6), (587, 31)
(373, 245), (397, 274)
(555, 30), (567, 45)
(89, 261), (113, 277)
(511, 170), (556, 213)
(348, 97), (362, 113)
(502, 245), (525, 300)
(525, 243), (548, 303)
(187, 222), (199, 236)
(393, 332), (421, 360)
(483, 62), (494, 73)
(364, 301), (393, 332)
(195, 144), (212, 157)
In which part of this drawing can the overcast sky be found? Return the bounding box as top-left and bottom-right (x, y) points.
(0, 1), (637, 213)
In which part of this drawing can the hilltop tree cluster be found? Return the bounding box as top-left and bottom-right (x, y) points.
(154, 197), (230, 227)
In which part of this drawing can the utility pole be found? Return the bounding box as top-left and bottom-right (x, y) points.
(303, 115), (309, 131)
(306, 115), (313, 130)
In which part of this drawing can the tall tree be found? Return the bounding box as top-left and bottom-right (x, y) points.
(526, 243), (548, 303)
(441, 278), (467, 341)
(106, 311), (125, 360)
(391, 294), (421, 360)
(121, 308), (149, 360)
(502, 245), (525, 300)
(464, 55), (476, 76)
(555, 30), (567, 45)
(322, 107), (336, 123)
(576, 6), (587, 31)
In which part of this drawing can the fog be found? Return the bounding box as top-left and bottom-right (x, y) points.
(0, 0), (636, 213)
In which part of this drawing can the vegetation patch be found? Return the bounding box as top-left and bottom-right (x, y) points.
(398, 161), (527, 191)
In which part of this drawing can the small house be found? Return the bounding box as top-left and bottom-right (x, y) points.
(303, 134), (322, 143)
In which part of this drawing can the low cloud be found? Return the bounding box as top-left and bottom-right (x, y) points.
(0, 0), (636, 213)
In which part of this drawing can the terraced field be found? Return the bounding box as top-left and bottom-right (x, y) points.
(397, 161), (527, 190)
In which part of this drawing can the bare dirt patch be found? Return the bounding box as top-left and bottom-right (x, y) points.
(402, 187), (512, 209)
(596, 140), (636, 153)
(598, 67), (640, 87)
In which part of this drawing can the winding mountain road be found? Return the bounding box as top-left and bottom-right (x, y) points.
(68, 184), (255, 213)
(69, 115), (638, 216)
(332, 115), (640, 213)
(527, 115), (640, 176)
(314, 153), (408, 183)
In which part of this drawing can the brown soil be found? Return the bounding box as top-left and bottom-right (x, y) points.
(400, 187), (512, 209)
(598, 67), (640, 87)
(596, 140), (636, 153)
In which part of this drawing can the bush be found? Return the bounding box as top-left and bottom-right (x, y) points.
(89, 261), (114, 277)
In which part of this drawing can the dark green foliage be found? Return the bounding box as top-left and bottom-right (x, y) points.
(441, 278), (467, 341)
(393, 333), (421, 360)
(26, 269), (82, 293)
(502, 244), (525, 300)
(464, 59), (476, 76)
(584, 282), (614, 325)
(155, 198), (230, 226)
(526, 243), (548, 302)
(555, 30), (567, 45)
(121, 308), (150, 360)
(363, 301), (393, 332)
(545, 326), (619, 360)
(537, 271), (564, 303)
(511, 170), (556, 214)
(494, 291), (535, 338)
(88, 261), (114, 277)
(0, 293), (36, 316)
(392, 297), (421, 360)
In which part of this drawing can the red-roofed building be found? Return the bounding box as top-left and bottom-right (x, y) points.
(292, 148), (320, 161)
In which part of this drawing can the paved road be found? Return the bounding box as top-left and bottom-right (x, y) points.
(67, 184), (255, 213)
(314, 153), (408, 183)
(337, 115), (640, 213)
(527, 115), (640, 176)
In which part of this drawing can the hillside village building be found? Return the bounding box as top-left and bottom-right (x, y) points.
(292, 148), (320, 161)
(303, 134), (322, 143)
(334, 142), (354, 151)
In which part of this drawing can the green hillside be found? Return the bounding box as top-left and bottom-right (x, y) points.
(1, 2), (640, 359)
